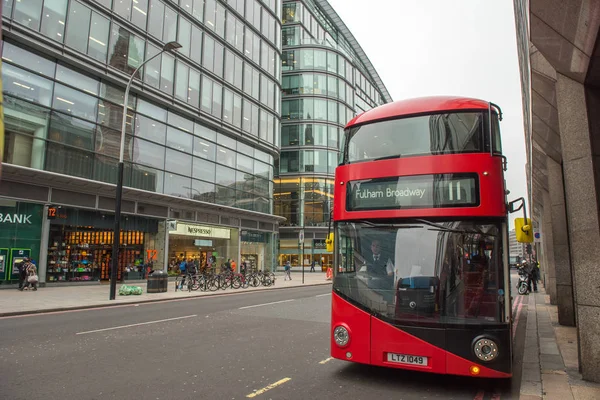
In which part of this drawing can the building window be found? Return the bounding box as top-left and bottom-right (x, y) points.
(66, 1), (91, 54)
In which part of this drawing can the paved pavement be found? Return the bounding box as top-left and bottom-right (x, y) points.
(518, 280), (600, 400)
(0, 271), (331, 316)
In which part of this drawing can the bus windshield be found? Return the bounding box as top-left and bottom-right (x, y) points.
(346, 112), (490, 163)
(334, 220), (506, 326)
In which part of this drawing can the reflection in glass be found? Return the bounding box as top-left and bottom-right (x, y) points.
(48, 112), (95, 150)
(46, 142), (93, 179)
(163, 5), (177, 43)
(212, 81), (222, 119)
(135, 114), (166, 144)
(160, 53), (175, 95)
(347, 112), (486, 163)
(14, 0), (43, 30)
(137, 98), (167, 121)
(164, 173), (192, 197)
(335, 221), (505, 324)
(178, 16), (192, 58)
(190, 25), (203, 65)
(53, 84), (98, 122)
(66, 1), (91, 54)
(193, 136), (216, 161)
(192, 156), (216, 184)
(2, 42), (55, 77)
(55, 65), (99, 96)
(216, 145), (235, 168)
(188, 69), (200, 108)
(131, 0), (148, 30)
(191, 179), (216, 203)
(165, 148), (192, 175)
(215, 185), (236, 207)
(41, 0), (68, 42)
(133, 138), (165, 170)
(143, 43), (161, 88)
(175, 62), (189, 102)
(108, 24), (145, 73)
(2, 64), (54, 106)
(166, 127), (193, 153)
(130, 164), (163, 192)
(215, 164), (236, 187)
(148, 0), (164, 39)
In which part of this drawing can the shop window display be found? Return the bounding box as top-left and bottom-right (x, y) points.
(47, 227), (147, 282)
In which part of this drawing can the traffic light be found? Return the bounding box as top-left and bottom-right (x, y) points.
(514, 218), (533, 243)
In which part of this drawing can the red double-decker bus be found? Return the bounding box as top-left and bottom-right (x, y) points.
(329, 96), (513, 378)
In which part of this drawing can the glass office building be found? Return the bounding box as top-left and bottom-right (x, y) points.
(0, 0), (283, 284)
(275, 0), (392, 270)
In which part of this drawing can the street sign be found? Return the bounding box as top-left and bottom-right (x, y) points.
(299, 229), (304, 245)
(534, 232), (541, 243)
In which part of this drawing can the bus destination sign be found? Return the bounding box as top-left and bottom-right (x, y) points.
(347, 174), (479, 211)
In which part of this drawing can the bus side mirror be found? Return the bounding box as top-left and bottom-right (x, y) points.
(326, 233), (334, 252)
(514, 217), (533, 243)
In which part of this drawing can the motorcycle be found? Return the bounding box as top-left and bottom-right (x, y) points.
(516, 265), (531, 295)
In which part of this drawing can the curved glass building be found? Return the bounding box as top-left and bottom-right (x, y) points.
(0, 0), (283, 283)
(275, 0), (392, 270)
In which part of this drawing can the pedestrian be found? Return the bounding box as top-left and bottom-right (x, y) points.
(284, 261), (292, 281)
(22, 259), (38, 291)
(241, 259), (248, 276)
(17, 257), (28, 291)
(310, 260), (316, 272)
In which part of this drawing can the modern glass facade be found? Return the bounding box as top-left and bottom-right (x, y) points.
(0, 0), (283, 282)
(275, 0), (392, 269)
(2, 0), (281, 212)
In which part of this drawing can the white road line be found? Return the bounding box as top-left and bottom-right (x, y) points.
(75, 314), (198, 335)
(238, 299), (294, 310)
(319, 357), (334, 364)
(316, 293), (331, 297)
(246, 377), (291, 398)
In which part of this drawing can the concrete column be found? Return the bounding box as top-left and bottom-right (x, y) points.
(546, 158), (572, 317)
(540, 190), (557, 303)
(37, 205), (51, 286)
(556, 73), (600, 382)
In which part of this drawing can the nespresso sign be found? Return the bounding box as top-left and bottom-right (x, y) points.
(169, 223), (231, 239)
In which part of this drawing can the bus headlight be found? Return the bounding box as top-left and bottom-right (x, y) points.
(333, 326), (350, 347)
(473, 338), (499, 362)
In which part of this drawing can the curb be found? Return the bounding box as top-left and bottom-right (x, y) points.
(0, 281), (332, 318)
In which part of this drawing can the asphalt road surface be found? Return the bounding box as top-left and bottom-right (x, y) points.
(0, 272), (526, 400)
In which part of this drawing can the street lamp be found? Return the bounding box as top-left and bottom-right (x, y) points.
(110, 41), (182, 300)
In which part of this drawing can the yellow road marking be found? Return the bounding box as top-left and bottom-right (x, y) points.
(246, 377), (291, 398)
(319, 357), (334, 364)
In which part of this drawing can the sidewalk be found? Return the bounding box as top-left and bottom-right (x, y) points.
(0, 271), (331, 317)
(519, 284), (600, 400)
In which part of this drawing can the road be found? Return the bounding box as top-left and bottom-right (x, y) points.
(0, 272), (526, 400)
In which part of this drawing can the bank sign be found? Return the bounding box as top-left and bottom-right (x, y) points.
(347, 174), (478, 211)
(0, 214), (33, 224)
(169, 223), (231, 239)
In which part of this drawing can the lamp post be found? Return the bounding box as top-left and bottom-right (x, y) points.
(110, 41), (182, 300)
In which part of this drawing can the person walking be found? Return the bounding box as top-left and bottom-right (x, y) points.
(284, 261), (292, 281)
(310, 260), (316, 272)
(17, 257), (28, 291)
(22, 259), (38, 291)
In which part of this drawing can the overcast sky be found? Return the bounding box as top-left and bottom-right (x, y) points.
(327, 0), (528, 227)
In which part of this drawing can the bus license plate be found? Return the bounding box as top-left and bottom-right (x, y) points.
(387, 352), (428, 366)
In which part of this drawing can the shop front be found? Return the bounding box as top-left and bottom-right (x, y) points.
(0, 200), (44, 284)
(240, 230), (276, 272)
(168, 222), (239, 274)
(45, 207), (164, 283)
(278, 238), (332, 271)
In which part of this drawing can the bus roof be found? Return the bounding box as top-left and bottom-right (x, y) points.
(346, 96), (495, 128)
